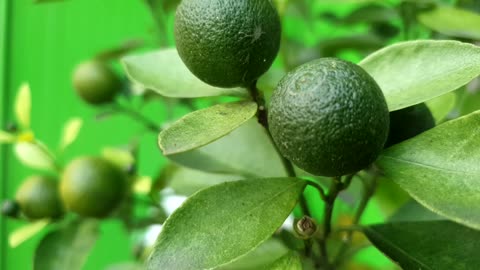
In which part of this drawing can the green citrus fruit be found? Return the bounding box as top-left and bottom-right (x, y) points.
(268, 58), (389, 177)
(385, 103), (435, 148)
(72, 60), (121, 105)
(15, 176), (64, 219)
(174, 0), (281, 87)
(60, 157), (127, 218)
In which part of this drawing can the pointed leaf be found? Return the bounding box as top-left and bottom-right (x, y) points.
(34, 219), (99, 270)
(0, 130), (15, 143)
(15, 83), (31, 129)
(360, 40), (480, 111)
(377, 111), (480, 229)
(159, 101), (257, 155)
(122, 49), (249, 98)
(364, 221), (480, 270)
(168, 119), (286, 177)
(14, 142), (56, 171)
(419, 6), (480, 40)
(265, 252), (302, 270)
(9, 219), (50, 248)
(59, 118), (83, 151)
(146, 178), (306, 270)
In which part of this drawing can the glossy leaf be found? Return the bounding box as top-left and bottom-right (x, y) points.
(59, 118), (82, 151)
(265, 252), (302, 270)
(360, 40), (480, 111)
(122, 49), (249, 98)
(9, 219), (50, 248)
(217, 238), (289, 270)
(146, 178), (306, 270)
(364, 221), (480, 269)
(419, 6), (480, 40)
(377, 111), (480, 229)
(14, 142), (56, 171)
(34, 219), (99, 270)
(159, 101), (257, 155)
(165, 165), (242, 196)
(0, 130), (15, 143)
(168, 119), (286, 177)
(425, 92), (456, 123)
(15, 83), (31, 129)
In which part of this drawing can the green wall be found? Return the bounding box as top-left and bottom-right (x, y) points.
(1, 0), (166, 269)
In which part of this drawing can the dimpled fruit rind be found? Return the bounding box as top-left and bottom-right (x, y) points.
(268, 58), (390, 177)
(174, 0), (281, 88)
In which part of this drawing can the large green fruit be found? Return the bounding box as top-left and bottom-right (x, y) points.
(15, 176), (64, 219)
(72, 60), (121, 105)
(174, 0), (281, 88)
(60, 157), (127, 218)
(385, 103), (435, 148)
(268, 58), (389, 177)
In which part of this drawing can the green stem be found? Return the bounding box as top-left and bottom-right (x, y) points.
(333, 172), (379, 267)
(113, 103), (161, 133)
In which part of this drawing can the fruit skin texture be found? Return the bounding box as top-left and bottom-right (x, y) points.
(15, 176), (64, 219)
(72, 60), (121, 105)
(60, 157), (127, 218)
(268, 58), (389, 177)
(385, 103), (435, 148)
(174, 0), (281, 88)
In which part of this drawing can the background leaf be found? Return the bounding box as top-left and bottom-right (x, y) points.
(14, 142), (56, 171)
(15, 83), (32, 129)
(168, 119), (287, 177)
(425, 92), (456, 123)
(364, 221), (480, 269)
(265, 252), (302, 270)
(0, 130), (16, 143)
(146, 178), (306, 270)
(377, 111), (480, 229)
(59, 118), (83, 151)
(105, 262), (143, 270)
(9, 219), (50, 248)
(389, 201), (444, 222)
(159, 101), (257, 155)
(34, 219), (99, 270)
(122, 49), (249, 98)
(418, 6), (480, 40)
(360, 40), (480, 111)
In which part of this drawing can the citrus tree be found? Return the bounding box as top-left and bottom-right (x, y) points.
(3, 0), (480, 269)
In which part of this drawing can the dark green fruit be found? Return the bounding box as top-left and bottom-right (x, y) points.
(269, 58), (389, 177)
(72, 60), (121, 105)
(174, 0), (281, 88)
(60, 157), (127, 218)
(385, 103), (435, 148)
(15, 176), (64, 219)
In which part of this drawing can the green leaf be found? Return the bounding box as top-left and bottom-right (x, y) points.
(9, 219), (50, 248)
(343, 4), (399, 25)
(389, 201), (444, 222)
(360, 40), (480, 111)
(264, 252), (302, 270)
(168, 119), (286, 177)
(15, 83), (31, 129)
(122, 49), (249, 98)
(425, 92), (456, 123)
(418, 6), (480, 40)
(159, 101), (257, 155)
(217, 238), (289, 270)
(34, 219), (99, 270)
(0, 130), (15, 143)
(146, 178), (306, 270)
(364, 221), (480, 269)
(101, 147), (135, 170)
(14, 142), (56, 171)
(377, 111), (480, 229)
(166, 165), (243, 196)
(59, 118), (82, 151)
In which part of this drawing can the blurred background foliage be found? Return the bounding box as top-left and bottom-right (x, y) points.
(1, 0), (479, 269)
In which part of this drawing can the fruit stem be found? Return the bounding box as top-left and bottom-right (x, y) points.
(333, 169), (379, 267)
(112, 102), (162, 133)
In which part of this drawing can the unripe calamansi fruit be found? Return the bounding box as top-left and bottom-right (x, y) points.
(268, 58), (389, 177)
(174, 0), (281, 88)
(60, 157), (127, 218)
